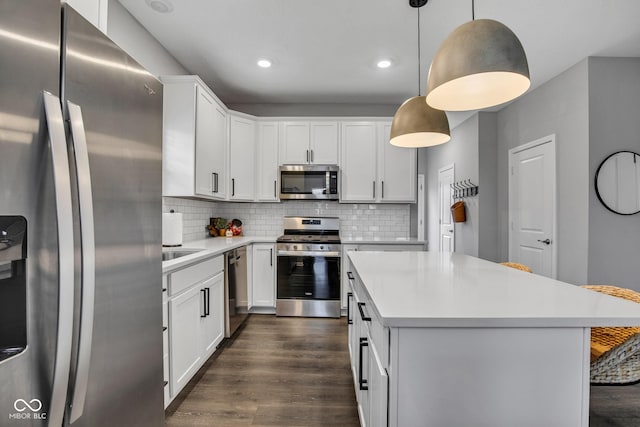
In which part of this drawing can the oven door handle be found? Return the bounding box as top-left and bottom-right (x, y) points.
(276, 250), (341, 257)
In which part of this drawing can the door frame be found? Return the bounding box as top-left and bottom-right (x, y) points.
(438, 164), (455, 252)
(508, 134), (558, 278)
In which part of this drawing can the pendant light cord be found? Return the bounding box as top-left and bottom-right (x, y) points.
(417, 6), (421, 96)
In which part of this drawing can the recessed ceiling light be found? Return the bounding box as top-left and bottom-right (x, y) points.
(377, 60), (392, 69)
(257, 59), (272, 68)
(145, 0), (173, 13)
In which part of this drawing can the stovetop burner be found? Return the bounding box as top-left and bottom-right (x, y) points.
(277, 216), (341, 245)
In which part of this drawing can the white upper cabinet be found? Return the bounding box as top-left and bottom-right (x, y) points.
(256, 122), (280, 201)
(377, 121), (416, 203)
(280, 122), (309, 164)
(162, 76), (227, 200)
(340, 121), (416, 203)
(280, 121), (339, 165)
(340, 122), (378, 202)
(228, 113), (256, 201)
(309, 121), (339, 164)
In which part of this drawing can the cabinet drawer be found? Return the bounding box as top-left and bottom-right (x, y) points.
(352, 271), (388, 366)
(169, 256), (223, 296)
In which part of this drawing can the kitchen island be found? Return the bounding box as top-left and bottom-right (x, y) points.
(346, 251), (640, 427)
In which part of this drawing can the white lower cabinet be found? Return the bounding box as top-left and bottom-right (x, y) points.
(250, 243), (276, 309)
(199, 273), (225, 356)
(348, 269), (388, 427)
(166, 256), (225, 407)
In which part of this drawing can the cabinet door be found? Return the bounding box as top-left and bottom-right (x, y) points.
(229, 114), (256, 200)
(378, 122), (416, 203)
(280, 122), (310, 164)
(200, 272), (225, 357)
(210, 102), (227, 199)
(169, 284), (204, 395)
(341, 122), (377, 202)
(367, 334), (389, 427)
(194, 87), (218, 197)
(310, 121), (339, 164)
(256, 122), (279, 201)
(251, 243), (276, 307)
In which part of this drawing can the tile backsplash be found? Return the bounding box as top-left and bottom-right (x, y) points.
(163, 197), (410, 242)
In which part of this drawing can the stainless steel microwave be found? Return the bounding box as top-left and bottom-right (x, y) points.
(279, 165), (339, 200)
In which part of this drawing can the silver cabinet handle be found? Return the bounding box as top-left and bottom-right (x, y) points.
(381, 181), (384, 199)
(306, 149), (309, 163)
(232, 178), (235, 197)
(372, 181), (376, 199)
(274, 180), (277, 198)
(310, 149), (314, 163)
(67, 101), (96, 423)
(43, 91), (75, 427)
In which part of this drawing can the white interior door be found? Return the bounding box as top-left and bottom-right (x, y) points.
(438, 165), (455, 252)
(509, 135), (557, 278)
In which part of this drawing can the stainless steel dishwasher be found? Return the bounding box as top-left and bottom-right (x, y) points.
(224, 246), (248, 337)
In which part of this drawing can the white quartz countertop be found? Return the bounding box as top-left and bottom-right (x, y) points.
(162, 236), (277, 273)
(348, 251), (640, 328)
(341, 237), (425, 245)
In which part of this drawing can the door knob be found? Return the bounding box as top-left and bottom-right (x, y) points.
(537, 238), (552, 245)
(448, 229), (453, 233)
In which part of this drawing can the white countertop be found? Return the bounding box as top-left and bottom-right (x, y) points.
(162, 236), (277, 273)
(348, 251), (640, 328)
(341, 237), (426, 245)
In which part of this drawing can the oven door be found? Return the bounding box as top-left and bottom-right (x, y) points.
(277, 253), (341, 300)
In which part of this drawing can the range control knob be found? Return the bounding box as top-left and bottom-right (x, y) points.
(293, 245), (297, 251)
(320, 245), (324, 250)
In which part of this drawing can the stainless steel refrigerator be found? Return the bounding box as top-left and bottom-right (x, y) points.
(0, 1), (164, 426)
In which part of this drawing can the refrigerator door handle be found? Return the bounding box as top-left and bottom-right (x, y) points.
(43, 91), (75, 427)
(67, 101), (96, 423)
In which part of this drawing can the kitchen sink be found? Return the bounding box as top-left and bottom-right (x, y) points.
(162, 248), (202, 261)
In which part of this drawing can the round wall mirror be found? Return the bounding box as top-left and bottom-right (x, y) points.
(595, 151), (640, 215)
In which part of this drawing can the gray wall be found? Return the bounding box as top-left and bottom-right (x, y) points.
(496, 59), (590, 285)
(419, 112), (498, 260)
(587, 57), (640, 290)
(478, 113), (499, 262)
(422, 114), (480, 256)
(107, 0), (189, 77)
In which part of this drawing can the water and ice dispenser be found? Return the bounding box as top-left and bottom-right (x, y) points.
(0, 216), (27, 362)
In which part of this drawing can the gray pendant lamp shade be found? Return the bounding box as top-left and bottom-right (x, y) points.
(390, 96), (450, 147)
(390, 0), (451, 148)
(426, 19), (530, 111)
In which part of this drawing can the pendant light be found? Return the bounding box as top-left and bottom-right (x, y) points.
(425, 0), (530, 111)
(390, 0), (450, 148)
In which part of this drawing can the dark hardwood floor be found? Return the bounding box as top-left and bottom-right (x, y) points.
(166, 314), (640, 426)
(590, 382), (640, 426)
(165, 315), (360, 426)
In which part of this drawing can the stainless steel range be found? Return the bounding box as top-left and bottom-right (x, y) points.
(276, 217), (341, 318)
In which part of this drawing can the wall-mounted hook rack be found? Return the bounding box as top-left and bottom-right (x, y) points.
(450, 179), (478, 199)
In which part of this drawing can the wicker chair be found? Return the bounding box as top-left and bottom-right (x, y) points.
(499, 262), (532, 273)
(581, 285), (640, 385)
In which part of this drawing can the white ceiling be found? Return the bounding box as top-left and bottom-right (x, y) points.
(119, 0), (640, 124)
